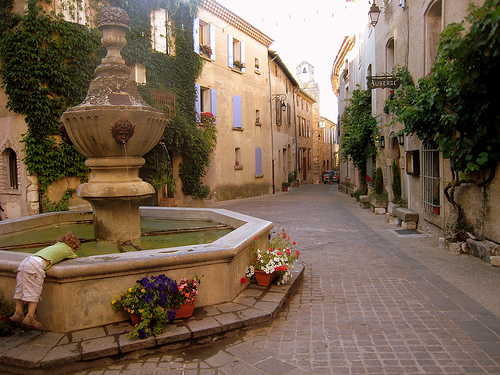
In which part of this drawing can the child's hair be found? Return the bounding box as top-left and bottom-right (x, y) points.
(57, 231), (81, 251)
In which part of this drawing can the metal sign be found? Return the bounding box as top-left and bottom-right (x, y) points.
(367, 75), (400, 89)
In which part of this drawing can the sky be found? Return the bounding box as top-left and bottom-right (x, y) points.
(214, 0), (370, 122)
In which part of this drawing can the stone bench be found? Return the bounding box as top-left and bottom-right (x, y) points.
(394, 208), (419, 229)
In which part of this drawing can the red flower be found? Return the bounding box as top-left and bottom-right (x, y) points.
(296, 251), (300, 259)
(277, 251), (283, 256)
(241, 277), (247, 284)
(292, 241), (296, 245)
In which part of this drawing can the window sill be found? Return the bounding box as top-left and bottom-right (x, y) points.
(230, 67), (243, 74)
(255, 122), (262, 126)
(254, 68), (260, 74)
(200, 54), (213, 62)
(232, 127), (243, 131)
(255, 174), (264, 179)
(0, 189), (22, 195)
(234, 165), (243, 170)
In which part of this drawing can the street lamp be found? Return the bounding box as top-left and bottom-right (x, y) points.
(379, 135), (385, 148)
(368, 0), (381, 27)
(272, 94), (287, 111)
(397, 133), (405, 146)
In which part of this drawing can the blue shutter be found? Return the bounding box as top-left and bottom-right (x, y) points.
(209, 23), (216, 60)
(210, 88), (217, 121)
(233, 95), (242, 128)
(193, 18), (199, 54)
(255, 148), (262, 176)
(240, 41), (246, 73)
(227, 35), (233, 68)
(195, 84), (201, 117)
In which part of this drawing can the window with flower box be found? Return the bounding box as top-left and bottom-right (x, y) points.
(195, 85), (217, 120)
(194, 18), (215, 60)
(228, 35), (245, 72)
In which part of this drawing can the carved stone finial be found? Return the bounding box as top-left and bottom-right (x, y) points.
(97, 6), (130, 30)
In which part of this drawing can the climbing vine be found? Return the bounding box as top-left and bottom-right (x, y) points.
(384, 0), (500, 239)
(0, 0), (100, 200)
(339, 87), (378, 193)
(0, 0), (213, 207)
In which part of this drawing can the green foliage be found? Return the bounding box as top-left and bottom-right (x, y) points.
(0, 0), (100, 194)
(1, 0), (212, 200)
(385, 0), (500, 177)
(391, 159), (402, 204)
(339, 87), (378, 171)
(41, 188), (75, 213)
(372, 167), (388, 202)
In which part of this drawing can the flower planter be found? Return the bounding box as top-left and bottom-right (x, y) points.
(254, 270), (278, 287)
(174, 301), (195, 319)
(128, 312), (142, 327)
(432, 206), (440, 215)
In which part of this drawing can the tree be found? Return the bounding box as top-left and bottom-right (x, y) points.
(385, 0), (500, 239)
(339, 87), (378, 192)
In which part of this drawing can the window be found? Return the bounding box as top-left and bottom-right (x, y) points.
(58, 0), (87, 24)
(421, 143), (440, 213)
(233, 95), (242, 128)
(194, 18), (215, 60)
(254, 58), (260, 72)
(275, 98), (283, 125)
(425, 1), (442, 73)
(228, 35), (245, 72)
(235, 147), (241, 168)
(8, 148), (18, 189)
(195, 85), (217, 120)
(151, 9), (168, 54)
(255, 110), (261, 125)
(255, 148), (263, 176)
(132, 63), (146, 84)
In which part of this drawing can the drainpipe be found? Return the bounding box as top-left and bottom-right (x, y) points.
(268, 55), (277, 194)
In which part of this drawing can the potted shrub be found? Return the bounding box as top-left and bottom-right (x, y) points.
(371, 167), (388, 208)
(245, 230), (300, 286)
(111, 274), (201, 339)
(199, 44), (212, 57)
(233, 60), (245, 70)
(146, 170), (176, 207)
(282, 182), (290, 191)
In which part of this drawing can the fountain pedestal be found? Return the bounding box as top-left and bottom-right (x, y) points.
(61, 7), (166, 242)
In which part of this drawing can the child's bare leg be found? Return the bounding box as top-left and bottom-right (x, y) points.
(15, 299), (24, 314)
(27, 301), (38, 317)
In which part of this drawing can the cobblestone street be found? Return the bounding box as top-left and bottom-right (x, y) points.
(36, 185), (500, 373)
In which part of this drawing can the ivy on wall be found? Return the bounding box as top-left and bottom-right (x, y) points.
(0, 0), (215, 207)
(0, 0), (100, 198)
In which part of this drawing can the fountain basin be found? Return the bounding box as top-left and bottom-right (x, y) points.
(0, 207), (272, 333)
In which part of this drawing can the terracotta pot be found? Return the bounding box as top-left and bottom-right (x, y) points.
(174, 301), (195, 319)
(254, 270), (278, 286)
(432, 206), (440, 215)
(128, 312), (142, 327)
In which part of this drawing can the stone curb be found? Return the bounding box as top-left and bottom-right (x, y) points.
(0, 265), (304, 374)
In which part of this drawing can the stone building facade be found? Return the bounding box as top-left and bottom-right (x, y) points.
(333, 0), (500, 244)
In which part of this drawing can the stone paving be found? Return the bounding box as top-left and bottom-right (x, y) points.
(2, 184), (500, 374)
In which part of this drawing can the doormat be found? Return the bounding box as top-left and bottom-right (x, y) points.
(395, 229), (420, 235)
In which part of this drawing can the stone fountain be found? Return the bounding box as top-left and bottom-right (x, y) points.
(61, 6), (166, 242)
(0, 7), (273, 333)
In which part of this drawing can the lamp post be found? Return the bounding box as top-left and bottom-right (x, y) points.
(368, 0), (381, 27)
(397, 133), (405, 146)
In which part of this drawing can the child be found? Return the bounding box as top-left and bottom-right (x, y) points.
(10, 231), (81, 329)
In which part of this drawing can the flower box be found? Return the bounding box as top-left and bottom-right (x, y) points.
(174, 301), (195, 319)
(254, 270), (278, 286)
